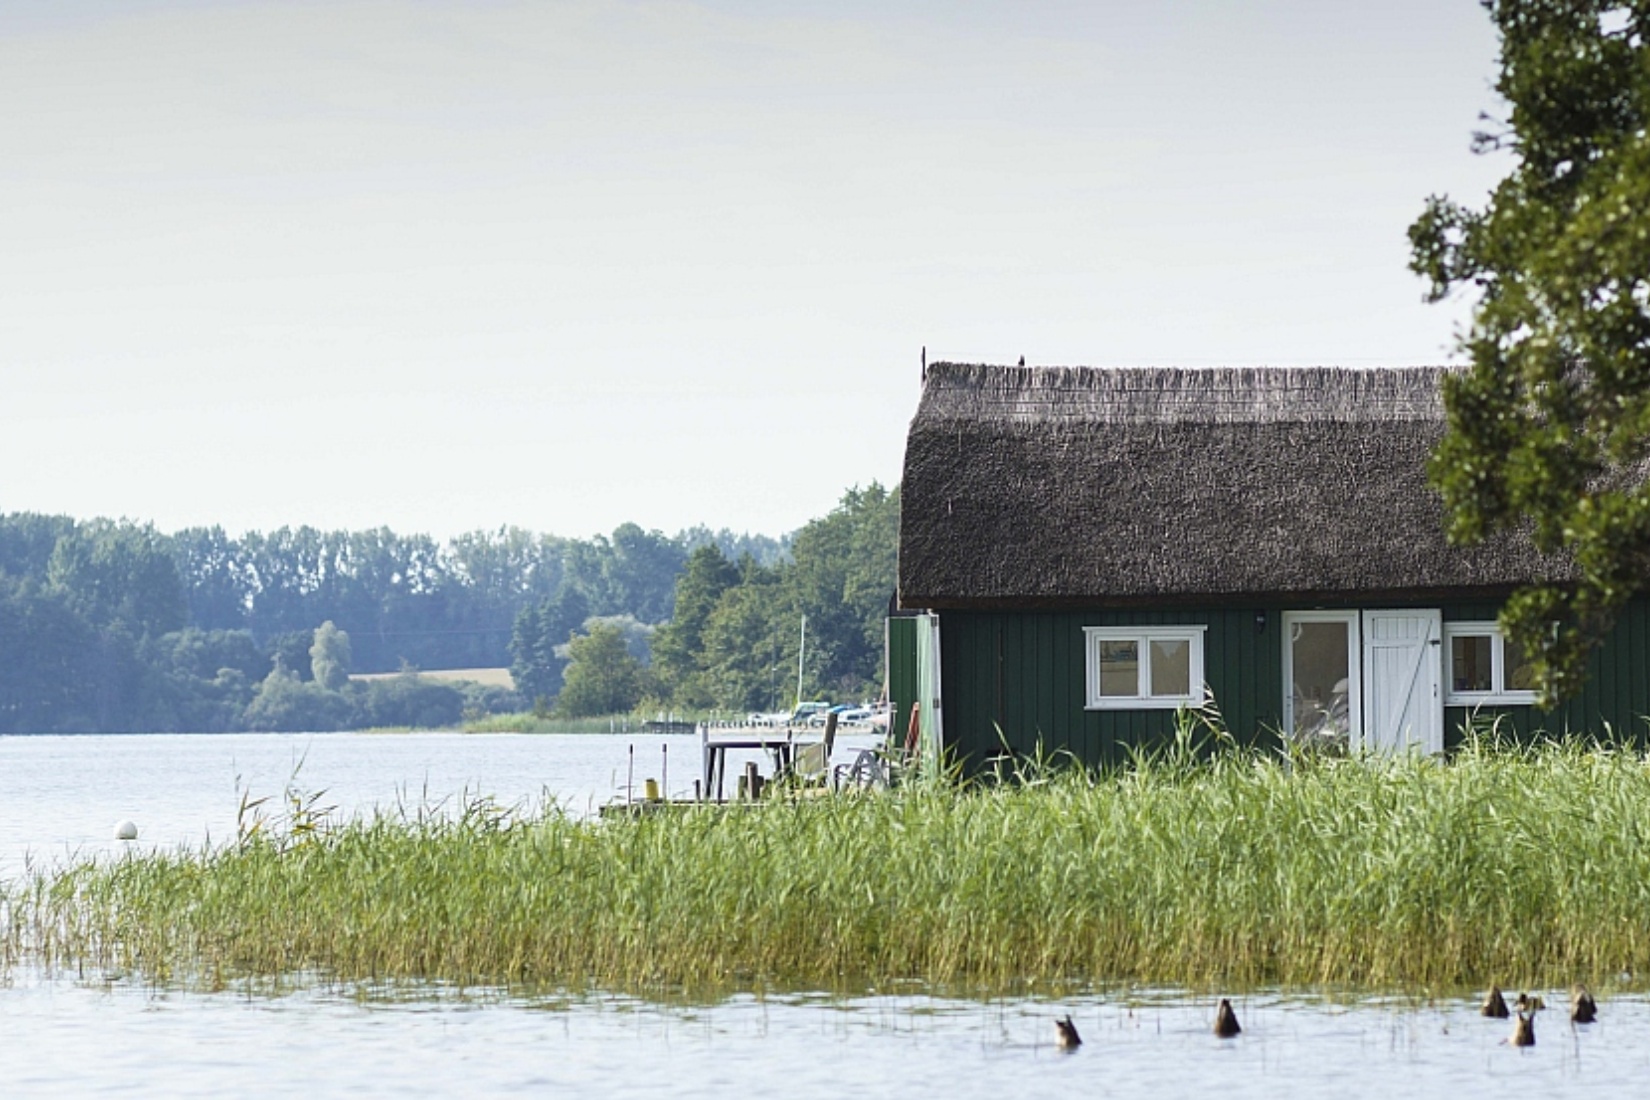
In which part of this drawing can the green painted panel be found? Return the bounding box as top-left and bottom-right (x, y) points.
(887, 617), (919, 750)
(938, 608), (1283, 770)
(1438, 598), (1650, 750)
(936, 598), (1650, 771)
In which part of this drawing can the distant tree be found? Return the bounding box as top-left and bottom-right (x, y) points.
(651, 544), (741, 704)
(47, 520), (187, 638)
(168, 526), (252, 631)
(557, 622), (650, 717)
(785, 483), (899, 694)
(508, 586), (590, 705)
(1410, 0), (1650, 701)
(698, 580), (795, 712)
(603, 523), (687, 622)
(356, 673), (465, 729)
(580, 614), (656, 665)
(244, 668), (352, 732)
(0, 513), (76, 581)
(146, 628), (269, 683)
(310, 621), (353, 691)
(561, 524), (685, 622)
(676, 525), (792, 567)
(509, 602), (550, 704)
(0, 577), (103, 733)
(266, 631), (315, 681)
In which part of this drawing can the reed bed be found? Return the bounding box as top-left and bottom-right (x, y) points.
(9, 735), (1650, 994)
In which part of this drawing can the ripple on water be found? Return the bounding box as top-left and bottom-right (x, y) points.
(0, 970), (1638, 1099)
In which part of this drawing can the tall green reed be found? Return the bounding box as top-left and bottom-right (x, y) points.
(10, 726), (1650, 995)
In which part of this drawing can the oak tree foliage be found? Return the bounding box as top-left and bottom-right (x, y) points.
(1410, 0), (1650, 701)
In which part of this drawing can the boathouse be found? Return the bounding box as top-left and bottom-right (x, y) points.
(893, 362), (1650, 769)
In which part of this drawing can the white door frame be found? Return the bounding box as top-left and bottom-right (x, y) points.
(1282, 610), (1362, 748)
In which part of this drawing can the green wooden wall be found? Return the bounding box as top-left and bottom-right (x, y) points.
(938, 607), (1283, 769)
(1441, 598), (1650, 750)
(887, 617), (920, 751)
(935, 599), (1650, 770)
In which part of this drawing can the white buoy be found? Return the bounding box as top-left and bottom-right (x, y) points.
(113, 820), (138, 841)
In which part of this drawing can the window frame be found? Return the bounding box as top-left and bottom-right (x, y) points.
(1083, 625), (1207, 710)
(1442, 621), (1538, 705)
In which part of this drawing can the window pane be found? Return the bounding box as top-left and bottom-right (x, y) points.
(1504, 637), (1538, 692)
(1291, 621), (1350, 741)
(1098, 641), (1138, 696)
(1451, 634), (1492, 693)
(1149, 639), (1191, 697)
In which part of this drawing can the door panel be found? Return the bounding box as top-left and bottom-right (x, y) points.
(1361, 610), (1442, 754)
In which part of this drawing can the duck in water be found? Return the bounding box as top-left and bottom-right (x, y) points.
(1510, 1010), (1536, 1047)
(1214, 999), (1241, 1038)
(1480, 986), (1509, 1018)
(1571, 986), (1598, 1024)
(1054, 1015), (1082, 1050)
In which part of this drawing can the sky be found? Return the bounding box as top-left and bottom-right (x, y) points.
(0, 0), (1511, 542)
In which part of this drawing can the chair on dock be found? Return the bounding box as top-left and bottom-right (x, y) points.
(791, 712), (838, 788)
(830, 703), (915, 790)
(833, 747), (891, 789)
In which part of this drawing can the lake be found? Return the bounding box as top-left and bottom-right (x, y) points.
(1, 732), (1642, 1097)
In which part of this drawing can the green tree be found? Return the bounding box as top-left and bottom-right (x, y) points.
(169, 525), (252, 631)
(1410, 0), (1650, 701)
(47, 520), (187, 638)
(651, 544), (741, 702)
(310, 620), (353, 691)
(785, 483), (899, 696)
(0, 577), (103, 733)
(557, 621), (649, 717)
(508, 586), (590, 705)
(0, 513), (76, 581)
(244, 668), (353, 731)
(699, 580), (795, 712)
(509, 602), (549, 702)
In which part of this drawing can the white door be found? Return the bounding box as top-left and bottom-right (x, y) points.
(1360, 610), (1442, 755)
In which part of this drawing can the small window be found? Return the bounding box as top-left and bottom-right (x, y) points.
(1443, 622), (1539, 705)
(1084, 626), (1206, 709)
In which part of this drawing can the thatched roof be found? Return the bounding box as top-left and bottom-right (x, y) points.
(898, 363), (1562, 609)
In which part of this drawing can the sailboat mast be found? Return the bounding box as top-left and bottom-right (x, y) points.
(796, 614), (807, 709)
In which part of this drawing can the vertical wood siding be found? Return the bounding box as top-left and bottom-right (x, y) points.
(1442, 598), (1650, 749)
(939, 598), (1650, 769)
(939, 608), (1283, 769)
(887, 617), (920, 750)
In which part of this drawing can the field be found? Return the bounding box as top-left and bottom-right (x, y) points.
(351, 667), (516, 688)
(9, 732), (1650, 995)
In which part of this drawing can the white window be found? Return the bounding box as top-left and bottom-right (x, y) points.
(1083, 625), (1207, 710)
(1443, 621), (1539, 705)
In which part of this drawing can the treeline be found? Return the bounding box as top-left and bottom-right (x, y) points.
(517, 484), (898, 717)
(0, 511), (790, 733)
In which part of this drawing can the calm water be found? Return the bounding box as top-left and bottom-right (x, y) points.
(2, 732), (1644, 1097)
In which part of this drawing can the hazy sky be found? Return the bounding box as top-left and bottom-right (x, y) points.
(1, 0), (1509, 541)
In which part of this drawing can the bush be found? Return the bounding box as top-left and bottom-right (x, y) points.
(355, 674), (465, 729)
(243, 670), (353, 732)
